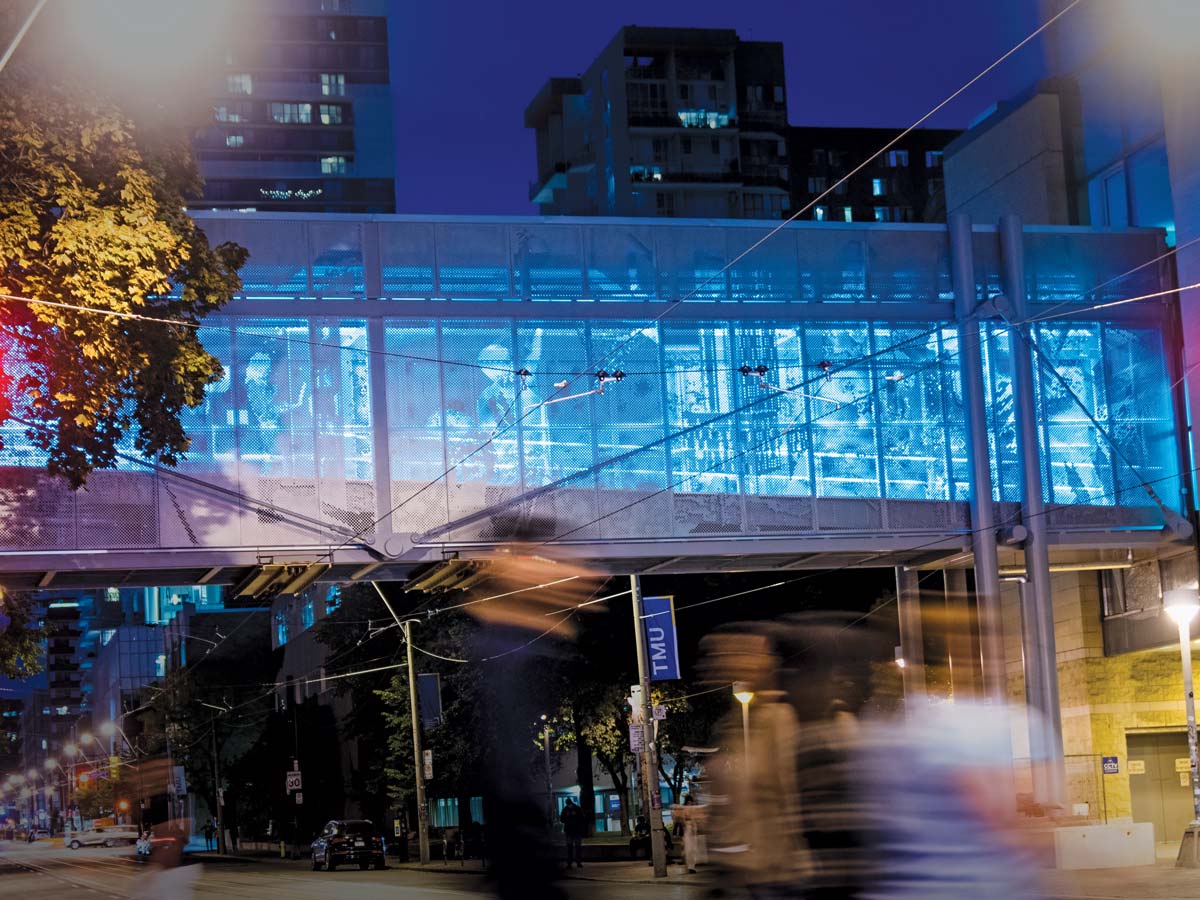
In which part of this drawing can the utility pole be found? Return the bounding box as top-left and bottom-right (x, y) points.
(210, 710), (226, 854)
(629, 575), (666, 877)
(402, 618), (430, 864)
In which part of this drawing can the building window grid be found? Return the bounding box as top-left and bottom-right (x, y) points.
(270, 102), (313, 124)
(320, 73), (346, 96)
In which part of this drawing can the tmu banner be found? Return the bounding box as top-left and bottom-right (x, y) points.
(642, 595), (681, 681)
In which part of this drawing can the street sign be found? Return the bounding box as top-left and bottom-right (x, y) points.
(393, 819), (401, 837)
(295, 792), (303, 805)
(422, 749), (433, 780)
(292, 759), (300, 772)
(629, 723), (646, 753)
(1129, 759), (1146, 775)
(652, 704), (667, 721)
(286, 771), (303, 792)
(641, 596), (681, 681)
(109, 756), (120, 779)
(1177, 758), (1192, 773)
(1101, 756), (1119, 775)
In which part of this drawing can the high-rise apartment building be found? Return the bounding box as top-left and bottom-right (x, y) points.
(193, 0), (396, 213)
(526, 27), (791, 219)
(788, 126), (961, 224)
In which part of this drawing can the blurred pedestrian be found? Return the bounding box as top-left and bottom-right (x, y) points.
(559, 798), (585, 868)
(203, 817), (215, 851)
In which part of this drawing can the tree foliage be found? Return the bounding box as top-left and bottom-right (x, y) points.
(0, 590), (43, 677)
(0, 52), (245, 485)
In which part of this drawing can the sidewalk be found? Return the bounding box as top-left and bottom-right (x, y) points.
(1046, 859), (1200, 899)
(392, 858), (704, 886)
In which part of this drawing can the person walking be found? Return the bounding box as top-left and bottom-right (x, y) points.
(202, 818), (216, 852)
(559, 798), (585, 868)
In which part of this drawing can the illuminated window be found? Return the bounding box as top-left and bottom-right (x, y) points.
(843, 206), (853, 222)
(874, 206), (892, 222)
(226, 74), (252, 94)
(319, 103), (342, 125)
(813, 206), (827, 222)
(925, 150), (943, 168)
(214, 102), (250, 123)
(872, 178), (886, 197)
(270, 102), (312, 124)
(225, 134), (244, 148)
(325, 584), (342, 613)
(275, 610), (289, 646)
(321, 155), (347, 174)
(155, 654), (166, 677)
(885, 150), (909, 167)
(301, 599), (314, 630)
(320, 73), (346, 96)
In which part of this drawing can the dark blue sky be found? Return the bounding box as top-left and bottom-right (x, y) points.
(388, 0), (1046, 215)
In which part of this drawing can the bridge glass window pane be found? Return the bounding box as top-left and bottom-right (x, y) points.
(383, 322), (449, 533)
(178, 322), (236, 471)
(312, 320), (372, 483)
(439, 323), (520, 501)
(233, 320), (316, 478)
(979, 325), (1020, 503)
(732, 323), (811, 498)
(588, 322), (667, 493)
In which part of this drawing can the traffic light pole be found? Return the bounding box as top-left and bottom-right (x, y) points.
(629, 575), (666, 877)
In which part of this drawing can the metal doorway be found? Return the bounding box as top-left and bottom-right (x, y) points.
(1127, 731), (1192, 844)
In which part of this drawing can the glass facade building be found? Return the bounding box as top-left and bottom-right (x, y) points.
(0, 214), (1185, 575)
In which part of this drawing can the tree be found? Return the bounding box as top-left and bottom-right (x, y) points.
(0, 47), (245, 486)
(653, 685), (727, 805)
(0, 590), (43, 677)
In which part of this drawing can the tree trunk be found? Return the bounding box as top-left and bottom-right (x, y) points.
(574, 726), (596, 837)
(596, 752), (631, 836)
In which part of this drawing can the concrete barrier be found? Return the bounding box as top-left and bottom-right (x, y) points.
(1053, 822), (1155, 869)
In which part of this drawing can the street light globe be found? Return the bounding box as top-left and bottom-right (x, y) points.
(80, 733), (94, 744)
(1164, 588), (1200, 627)
(25, 770), (35, 781)
(64, 744), (77, 758)
(99, 721), (117, 738)
(43, 759), (55, 771)
(732, 681), (755, 705)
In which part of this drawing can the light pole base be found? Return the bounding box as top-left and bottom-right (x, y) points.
(1176, 824), (1200, 867)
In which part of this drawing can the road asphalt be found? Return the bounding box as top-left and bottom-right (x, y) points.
(0, 842), (706, 899)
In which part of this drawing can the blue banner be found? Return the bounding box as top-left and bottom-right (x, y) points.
(642, 595), (681, 681)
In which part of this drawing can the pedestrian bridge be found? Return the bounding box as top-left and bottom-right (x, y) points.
(0, 213), (1187, 589)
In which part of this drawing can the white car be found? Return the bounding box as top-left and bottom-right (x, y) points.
(68, 824), (140, 849)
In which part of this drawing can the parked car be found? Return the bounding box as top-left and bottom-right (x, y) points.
(311, 819), (386, 871)
(68, 824), (140, 849)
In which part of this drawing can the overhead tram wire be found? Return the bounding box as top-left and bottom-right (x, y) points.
(0, 290), (749, 379)
(1030, 232), (1200, 324)
(0, 2), (1088, 680)
(283, 4), (1086, 569)
(1020, 281), (1200, 325)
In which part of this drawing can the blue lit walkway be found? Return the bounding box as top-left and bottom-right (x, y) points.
(0, 213), (1186, 588)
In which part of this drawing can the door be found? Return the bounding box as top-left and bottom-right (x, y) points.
(1127, 731), (1193, 843)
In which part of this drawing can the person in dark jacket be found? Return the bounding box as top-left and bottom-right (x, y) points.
(559, 798), (585, 868)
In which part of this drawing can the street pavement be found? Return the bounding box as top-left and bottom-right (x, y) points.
(0, 842), (707, 899)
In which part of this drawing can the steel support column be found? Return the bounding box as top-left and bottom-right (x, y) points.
(942, 568), (977, 699)
(1000, 214), (1065, 808)
(949, 213), (1005, 703)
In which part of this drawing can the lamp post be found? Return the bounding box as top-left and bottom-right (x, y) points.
(1165, 588), (1200, 867)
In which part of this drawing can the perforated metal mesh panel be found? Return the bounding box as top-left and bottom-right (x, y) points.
(379, 222), (436, 295)
(309, 222), (365, 297)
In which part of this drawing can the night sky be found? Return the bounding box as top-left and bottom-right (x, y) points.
(389, 0), (1046, 215)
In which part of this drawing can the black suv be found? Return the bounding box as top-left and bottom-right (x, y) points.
(311, 819), (386, 871)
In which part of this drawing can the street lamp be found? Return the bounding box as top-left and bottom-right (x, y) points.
(732, 682), (754, 773)
(1165, 587), (1200, 866)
